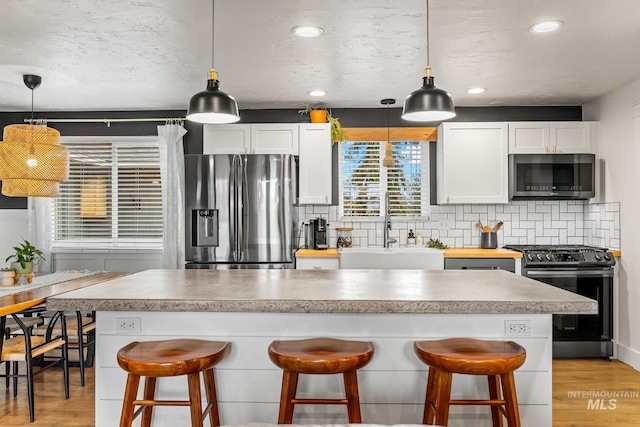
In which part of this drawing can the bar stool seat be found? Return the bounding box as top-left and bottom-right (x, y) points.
(268, 337), (374, 424)
(414, 338), (526, 427)
(117, 339), (229, 427)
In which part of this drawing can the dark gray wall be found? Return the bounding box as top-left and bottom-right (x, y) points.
(0, 106), (581, 208)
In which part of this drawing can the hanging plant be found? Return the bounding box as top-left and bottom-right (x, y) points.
(298, 103), (345, 143)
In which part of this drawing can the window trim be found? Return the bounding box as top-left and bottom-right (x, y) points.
(338, 140), (431, 221)
(52, 135), (162, 251)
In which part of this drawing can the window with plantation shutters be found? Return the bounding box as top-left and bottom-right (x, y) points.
(339, 141), (429, 218)
(52, 137), (162, 249)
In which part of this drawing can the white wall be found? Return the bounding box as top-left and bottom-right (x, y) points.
(584, 78), (640, 369)
(0, 209), (28, 266)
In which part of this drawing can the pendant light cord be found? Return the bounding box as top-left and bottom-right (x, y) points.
(387, 102), (390, 143)
(31, 89), (34, 122)
(426, 0), (430, 68)
(211, 0), (215, 70)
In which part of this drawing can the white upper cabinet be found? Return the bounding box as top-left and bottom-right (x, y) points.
(203, 124), (299, 155)
(509, 122), (593, 154)
(251, 124), (299, 155)
(298, 124), (332, 205)
(203, 124), (250, 154)
(437, 122), (509, 204)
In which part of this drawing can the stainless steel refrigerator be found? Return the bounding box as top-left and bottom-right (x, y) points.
(185, 154), (298, 269)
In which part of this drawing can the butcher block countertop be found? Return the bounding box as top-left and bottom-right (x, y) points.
(295, 248), (340, 258)
(296, 248), (522, 258)
(46, 268), (596, 315)
(443, 248), (523, 258)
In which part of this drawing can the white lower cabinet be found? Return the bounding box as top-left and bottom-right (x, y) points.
(295, 257), (339, 270)
(437, 122), (509, 204)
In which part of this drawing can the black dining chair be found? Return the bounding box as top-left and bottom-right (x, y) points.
(0, 308), (70, 422)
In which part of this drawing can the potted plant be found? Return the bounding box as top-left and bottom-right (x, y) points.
(298, 104), (346, 143)
(5, 239), (45, 275)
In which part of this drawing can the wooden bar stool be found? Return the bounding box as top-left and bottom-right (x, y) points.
(268, 337), (374, 424)
(117, 339), (229, 427)
(414, 338), (526, 427)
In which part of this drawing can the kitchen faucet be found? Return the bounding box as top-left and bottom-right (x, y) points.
(383, 191), (397, 248)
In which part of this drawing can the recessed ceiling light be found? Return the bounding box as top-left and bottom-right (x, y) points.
(307, 90), (326, 97)
(529, 20), (563, 33)
(467, 87), (487, 94)
(291, 25), (324, 38)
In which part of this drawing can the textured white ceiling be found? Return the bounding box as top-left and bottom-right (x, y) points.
(0, 0), (639, 112)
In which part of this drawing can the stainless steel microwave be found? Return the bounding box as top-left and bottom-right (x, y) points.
(509, 153), (595, 200)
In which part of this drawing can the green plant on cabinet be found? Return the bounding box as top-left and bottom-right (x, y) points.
(298, 103), (345, 143)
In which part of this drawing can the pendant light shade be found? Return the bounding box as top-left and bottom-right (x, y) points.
(0, 74), (69, 197)
(381, 98), (395, 167)
(186, 0), (240, 124)
(0, 124), (69, 197)
(187, 69), (240, 124)
(402, 0), (455, 122)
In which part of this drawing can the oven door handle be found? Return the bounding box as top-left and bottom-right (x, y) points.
(526, 269), (613, 278)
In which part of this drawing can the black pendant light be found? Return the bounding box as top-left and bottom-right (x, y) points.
(402, 0), (455, 122)
(186, 0), (240, 124)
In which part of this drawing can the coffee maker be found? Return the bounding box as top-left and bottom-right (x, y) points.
(305, 217), (328, 250)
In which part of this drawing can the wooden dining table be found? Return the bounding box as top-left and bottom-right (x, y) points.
(0, 272), (126, 318)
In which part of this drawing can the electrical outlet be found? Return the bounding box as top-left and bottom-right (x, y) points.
(116, 317), (141, 333)
(504, 320), (531, 336)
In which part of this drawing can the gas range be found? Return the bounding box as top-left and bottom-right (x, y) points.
(504, 244), (616, 268)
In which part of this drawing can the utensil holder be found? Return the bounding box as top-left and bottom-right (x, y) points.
(480, 232), (497, 249)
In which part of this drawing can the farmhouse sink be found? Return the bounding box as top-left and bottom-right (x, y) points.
(338, 247), (445, 270)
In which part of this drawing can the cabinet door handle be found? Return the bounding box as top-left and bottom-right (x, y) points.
(545, 146), (549, 153)
(553, 146), (557, 153)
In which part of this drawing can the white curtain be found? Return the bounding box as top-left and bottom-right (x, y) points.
(27, 197), (52, 274)
(158, 123), (187, 269)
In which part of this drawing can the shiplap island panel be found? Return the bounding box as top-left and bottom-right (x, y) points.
(47, 269), (596, 426)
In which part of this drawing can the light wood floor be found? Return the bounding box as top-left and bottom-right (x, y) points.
(0, 360), (639, 426)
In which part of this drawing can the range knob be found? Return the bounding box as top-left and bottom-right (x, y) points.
(527, 254), (534, 261)
(536, 254), (543, 261)
(545, 254), (552, 261)
(594, 254), (602, 261)
(604, 254), (612, 261)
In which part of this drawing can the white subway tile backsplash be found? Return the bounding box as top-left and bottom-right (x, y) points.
(300, 201), (620, 250)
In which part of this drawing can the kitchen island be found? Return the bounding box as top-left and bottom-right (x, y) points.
(48, 269), (596, 427)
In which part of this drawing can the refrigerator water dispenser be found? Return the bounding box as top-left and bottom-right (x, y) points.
(192, 209), (219, 247)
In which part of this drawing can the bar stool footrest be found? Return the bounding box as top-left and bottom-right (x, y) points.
(290, 398), (349, 405)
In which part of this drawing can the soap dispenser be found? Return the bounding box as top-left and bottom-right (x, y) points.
(416, 234), (423, 246)
(407, 229), (416, 246)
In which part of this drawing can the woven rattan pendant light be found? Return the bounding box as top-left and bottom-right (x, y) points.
(0, 75), (69, 197)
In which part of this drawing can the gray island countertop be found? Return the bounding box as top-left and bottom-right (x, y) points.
(46, 269), (597, 314)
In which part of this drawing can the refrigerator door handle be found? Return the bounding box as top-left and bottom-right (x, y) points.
(235, 154), (244, 262)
